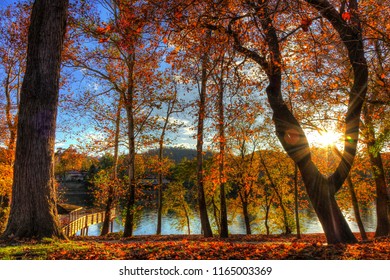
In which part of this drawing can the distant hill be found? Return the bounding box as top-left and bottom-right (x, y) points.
(144, 147), (213, 163)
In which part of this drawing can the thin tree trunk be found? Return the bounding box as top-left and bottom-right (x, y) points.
(264, 185), (274, 236)
(156, 142), (164, 235)
(2, 0), (69, 239)
(101, 97), (122, 236)
(346, 176), (368, 240)
(4, 70), (17, 156)
(265, 204), (271, 236)
(260, 153), (291, 234)
(182, 201), (191, 235)
(294, 164), (301, 239)
(196, 46), (213, 238)
(156, 96), (176, 235)
(211, 197), (220, 234)
(239, 191), (251, 234)
(333, 147), (367, 240)
(217, 70), (228, 238)
(123, 54), (136, 238)
(123, 102), (136, 237)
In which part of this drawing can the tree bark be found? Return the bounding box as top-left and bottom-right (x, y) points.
(183, 202), (191, 235)
(346, 176), (367, 240)
(239, 191), (251, 235)
(2, 0), (68, 239)
(123, 53), (136, 238)
(196, 46), (213, 238)
(156, 142), (164, 235)
(101, 97), (122, 236)
(217, 68), (228, 238)
(4, 69), (18, 155)
(156, 94), (177, 235)
(294, 164), (301, 239)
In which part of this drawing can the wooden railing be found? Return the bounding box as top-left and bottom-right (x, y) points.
(62, 208), (117, 237)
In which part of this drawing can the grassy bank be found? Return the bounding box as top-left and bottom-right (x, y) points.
(0, 233), (389, 260)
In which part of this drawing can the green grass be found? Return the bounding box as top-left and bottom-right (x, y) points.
(0, 240), (91, 260)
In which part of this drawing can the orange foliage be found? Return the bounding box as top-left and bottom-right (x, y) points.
(4, 234), (389, 260)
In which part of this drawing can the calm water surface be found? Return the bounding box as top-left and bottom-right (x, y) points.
(78, 206), (377, 236)
(61, 182), (377, 236)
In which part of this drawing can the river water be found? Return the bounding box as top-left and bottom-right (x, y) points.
(61, 182), (377, 236)
(78, 206), (377, 236)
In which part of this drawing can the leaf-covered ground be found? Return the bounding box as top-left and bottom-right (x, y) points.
(0, 233), (389, 260)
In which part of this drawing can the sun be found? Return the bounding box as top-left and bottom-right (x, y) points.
(307, 130), (342, 147)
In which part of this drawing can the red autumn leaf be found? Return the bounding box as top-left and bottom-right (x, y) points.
(342, 12), (351, 21)
(301, 18), (312, 32)
(98, 37), (109, 43)
(96, 26), (106, 35)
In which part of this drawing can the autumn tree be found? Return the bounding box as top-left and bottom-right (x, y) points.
(164, 158), (198, 235)
(146, 73), (184, 235)
(165, 27), (215, 237)
(209, 49), (263, 237)
(227, 123), (260, 235)
(89, 153), (126, 235)
(55, 146), (93, 179)
(358, 0), (390, 237)
(182, 0), (369, 243)
(208, 49), (231, 238)
(2, 0), (69, 239)
(0, 2), (29, 155)
(0, 2), (30, 228)
(69, 0), (166, 237)
(226, 90), (266, 235)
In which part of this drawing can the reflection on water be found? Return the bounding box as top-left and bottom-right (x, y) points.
(62, 182), (378, 236)
(79, 206), (377, 236)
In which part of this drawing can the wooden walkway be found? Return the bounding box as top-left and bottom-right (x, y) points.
(61, 208), (117, 237)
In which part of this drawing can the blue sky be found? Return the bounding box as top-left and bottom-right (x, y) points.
(0, 0), (345, 155)
(0, 0), (200, 154)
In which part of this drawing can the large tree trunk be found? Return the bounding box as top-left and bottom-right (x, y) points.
(2, 0), (68, 239)
(302, 166), (357, 243)
(196, 48), (213, 238)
